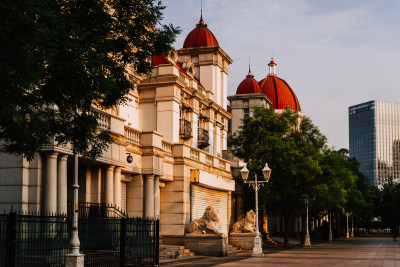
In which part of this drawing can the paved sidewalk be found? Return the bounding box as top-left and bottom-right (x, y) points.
(215, 237), (400, 267)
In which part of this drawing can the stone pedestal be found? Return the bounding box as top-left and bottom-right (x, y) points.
(65, 253), (84, 267)
(184, 234), (227, 257)
(229, 233), (256, 250)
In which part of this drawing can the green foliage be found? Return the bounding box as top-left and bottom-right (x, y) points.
(375, 178), (400, 231)
(229, 107), (326, 245)
(0, 0), (180, 160)
(230, 106), (377, 243)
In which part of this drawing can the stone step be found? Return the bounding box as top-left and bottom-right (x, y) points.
(159, 244), (196, 260)
(228, 249), (251, 256)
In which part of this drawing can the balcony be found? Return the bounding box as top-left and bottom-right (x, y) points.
(198, 128), (209, 149)
(179, 119), (192, 140)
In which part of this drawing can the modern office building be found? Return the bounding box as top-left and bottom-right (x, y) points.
(349, 100), (400, 186)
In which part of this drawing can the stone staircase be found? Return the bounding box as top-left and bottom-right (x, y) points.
(265, 236), (280, 246)
(227, 244), (252, 256)
(159, 244), (195, 260)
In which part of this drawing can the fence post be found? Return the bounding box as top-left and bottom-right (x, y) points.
(6, 211), (16, 267)
(120, 218), (126, 267)
(155, 219), (159, 266)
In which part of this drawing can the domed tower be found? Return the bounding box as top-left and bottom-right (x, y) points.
(178, 11), (233, 109)
(258, 58), (301, 112)
(236, 66), (262, 95)
(228, 65), (272, 135)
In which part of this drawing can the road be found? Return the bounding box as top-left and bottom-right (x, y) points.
(162, 237), (400, 267)
(216, 237), (400, 267)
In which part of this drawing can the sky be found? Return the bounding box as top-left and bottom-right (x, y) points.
(161, 0), (400, 149)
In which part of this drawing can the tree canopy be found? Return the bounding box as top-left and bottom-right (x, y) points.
(229, 106), (374, 245)
(0, 0), (180, 160)
(230, 107), (326, 245)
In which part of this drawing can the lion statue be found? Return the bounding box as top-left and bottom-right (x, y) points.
(188, 206), (221, 235)
(230, 210), (256, 233)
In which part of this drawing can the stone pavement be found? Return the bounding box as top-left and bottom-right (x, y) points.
(161, 237), (400, 267)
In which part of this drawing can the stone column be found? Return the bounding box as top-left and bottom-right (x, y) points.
(114, 167), (122, 209)
(44, 152), (58, 214)
(85, 165), (92, 203)
(145, 174), (155, 219)
(57, 155), (68, 214)
(105, 166), (115, 205)
(95, 167), (102, 203)
(235, 193), (244, 221)
(154, 176), (160, 219)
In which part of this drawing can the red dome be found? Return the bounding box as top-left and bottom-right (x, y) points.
(183, 15), (219, 48)
(236, 73), (262, 95)
(259, 76), (301, 111)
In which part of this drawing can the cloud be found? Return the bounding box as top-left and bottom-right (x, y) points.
(162, 0), (400, 149)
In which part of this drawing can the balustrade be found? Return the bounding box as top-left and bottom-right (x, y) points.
(162, 140), (173, 155)
(179, 119), (192, 139)
(198, 128), (209, 149)
(124, 126), (141, 145)
(190, 149), (200, 161)
(97, 112), (111, 131)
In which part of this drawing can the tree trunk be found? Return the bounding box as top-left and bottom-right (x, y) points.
(300, 211), (305, 246)
(284, 210), (289, 247)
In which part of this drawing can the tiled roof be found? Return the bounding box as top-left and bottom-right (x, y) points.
(259, 76), (301, 111)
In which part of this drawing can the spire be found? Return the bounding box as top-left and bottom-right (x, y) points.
(246, 57), (254, 78)
(200, 7), (204, 24)
(197, 1), (207, 27)
(268, 57), (277, 76)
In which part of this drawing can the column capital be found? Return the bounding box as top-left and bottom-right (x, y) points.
(47, 152), (59, 159)
(107, 165), (115, 171)
(146, 174), (155, 180)
(59, 154), (68, 161)
(114, 166), (122, 172)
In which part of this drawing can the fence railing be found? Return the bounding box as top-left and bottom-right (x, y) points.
(0, 208), (159, 267)
(179, 119), (192, 139)
(80, 217), (159, 267)
(68, 201), (128, 219)
(198, 128), (209, 148)
(0, 211), (70, 267)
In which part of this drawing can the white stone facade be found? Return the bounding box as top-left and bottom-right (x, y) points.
(0, 45), (234, 239)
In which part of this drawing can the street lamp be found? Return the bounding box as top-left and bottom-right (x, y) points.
(304, 196), (311, 247)
(329, 211), (333, 242)
(346, 212), (349, 239)
(351, 215), (354, 238)
(240, 162), (271, 257)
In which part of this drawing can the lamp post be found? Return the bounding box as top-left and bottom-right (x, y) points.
(351, 216), (354, 238)
(240, 162), (271, 257)
(346, 212), (349, 239)
(329, 211), (333, 242)
(304, 196), (311, 247)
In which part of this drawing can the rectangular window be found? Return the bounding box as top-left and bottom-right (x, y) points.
(244, 108), (250, 119)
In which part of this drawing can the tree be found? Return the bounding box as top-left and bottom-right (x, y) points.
(376, 178), (400, 238)
(229, 107), (326, 246)
(0, 0), (180, 159)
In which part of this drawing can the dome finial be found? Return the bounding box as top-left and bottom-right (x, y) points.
(199, 0), (204, 25)
(268, 57), (277, 76)
(246, 57), (254, 78)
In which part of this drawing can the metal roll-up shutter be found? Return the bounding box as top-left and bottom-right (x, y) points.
(121, 181), (127, 212)
(191, 184), (229, 235)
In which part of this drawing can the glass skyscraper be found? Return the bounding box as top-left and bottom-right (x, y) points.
(349, 100), (400, 186)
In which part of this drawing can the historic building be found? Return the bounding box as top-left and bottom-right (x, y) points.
(0, 13), (234, 240)
(349, 100), (400, 186)
(228, 58), (305, 234)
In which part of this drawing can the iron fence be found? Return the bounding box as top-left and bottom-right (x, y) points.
(0, 206), (159, 267)
(80, 217), (159, 267)
(0, 211), (70, 267)
(68, 201), (128, 219)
